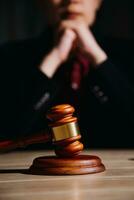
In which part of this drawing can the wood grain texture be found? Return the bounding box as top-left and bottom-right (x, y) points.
(0, 150), (134, 200)
(29, 155), (105, 175)
(47, 104), (77, 127)
(54, 135), (84, 157)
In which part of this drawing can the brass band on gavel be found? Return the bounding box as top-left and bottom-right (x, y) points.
(52, 122), (80, 142)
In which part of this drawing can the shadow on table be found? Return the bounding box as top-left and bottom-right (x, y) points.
(0, 168), (29, 174)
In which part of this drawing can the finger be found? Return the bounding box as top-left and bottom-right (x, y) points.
(59, 20), (78, 33)
(57, 29), (77, 61)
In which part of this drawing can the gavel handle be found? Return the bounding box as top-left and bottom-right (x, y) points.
(0, 131), (52, 153)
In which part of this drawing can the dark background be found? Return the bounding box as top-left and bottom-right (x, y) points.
(0, 0), (133, 44)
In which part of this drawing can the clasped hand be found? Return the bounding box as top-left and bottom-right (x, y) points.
(39, 1), (107, 78)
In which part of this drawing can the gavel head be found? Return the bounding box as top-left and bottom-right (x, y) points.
(46, 104), (84, 157)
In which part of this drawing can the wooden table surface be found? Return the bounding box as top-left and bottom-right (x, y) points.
(0, 149), (134, 200)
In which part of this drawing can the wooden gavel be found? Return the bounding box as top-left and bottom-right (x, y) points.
(47, 104), (84, 157)
(0, 104), (84, 157)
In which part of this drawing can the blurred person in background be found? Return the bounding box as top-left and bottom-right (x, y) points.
(0, 0), (134, 149)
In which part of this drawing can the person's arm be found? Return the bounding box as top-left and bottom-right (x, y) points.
(60, 19), (134, 122)
(0, 28), (77, 140)
(18, 29), (77, 137)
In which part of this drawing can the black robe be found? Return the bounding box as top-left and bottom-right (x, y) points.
(0, 29), (134, 148)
